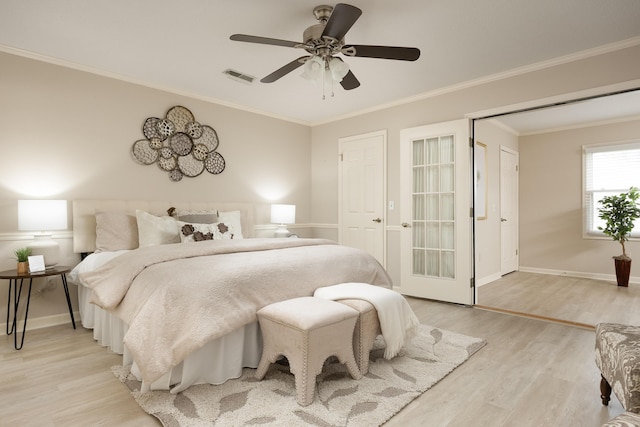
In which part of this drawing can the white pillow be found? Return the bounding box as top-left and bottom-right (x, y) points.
(136, 210), (180, 247)
(217, 210), (244, 239)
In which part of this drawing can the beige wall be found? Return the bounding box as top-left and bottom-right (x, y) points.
(0, 51), (311, 325)
(519, 118), (640, 278)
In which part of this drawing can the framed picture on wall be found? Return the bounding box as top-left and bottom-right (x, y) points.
(475, 141), (487, 220)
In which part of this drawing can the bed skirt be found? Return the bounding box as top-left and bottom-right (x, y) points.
(78, 286), (263, 393)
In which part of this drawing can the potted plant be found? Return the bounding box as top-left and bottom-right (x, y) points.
(598, 186), (640, 286)
(14, 247), (32, 274)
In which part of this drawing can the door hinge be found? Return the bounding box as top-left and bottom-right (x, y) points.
(339, 153), (343, 161)
(470, 207), (474, 217)
(470, 278), (475, 288)
(469, 137), (474, 147)
(516, 249), (518, 255)
(516, 165), (519, 172)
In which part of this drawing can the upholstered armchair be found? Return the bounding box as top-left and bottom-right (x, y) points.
(595, 323), (640, 413)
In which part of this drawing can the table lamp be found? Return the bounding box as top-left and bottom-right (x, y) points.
(270, 204), (296, 238)
(18, 200), (68, 268)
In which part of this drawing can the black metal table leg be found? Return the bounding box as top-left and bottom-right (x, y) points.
(10, 278), (33, 350)
(6, 278), (12, 335)
(60, 274), (76, 329)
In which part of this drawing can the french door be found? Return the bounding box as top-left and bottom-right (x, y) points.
(400, 119), (473, 304)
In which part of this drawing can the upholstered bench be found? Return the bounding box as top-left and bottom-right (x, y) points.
(336, 298), (381, 375)
(602, 412), (640, 427)
(595, 323), (640, 413)
(255, 296), (363, 406)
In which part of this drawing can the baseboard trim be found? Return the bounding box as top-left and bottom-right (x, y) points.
(1, 311), (81, 333)
(477, 272), (502, 287)
(518, 266), (640, 285)
(475, 305), (595, 330)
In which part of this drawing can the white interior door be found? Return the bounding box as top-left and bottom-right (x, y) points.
(339, 130), (386, 266)
(400, 119), (472, 304)
(500, 146), (519, 274)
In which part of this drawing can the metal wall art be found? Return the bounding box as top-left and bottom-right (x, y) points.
(131, 106), (225, 181)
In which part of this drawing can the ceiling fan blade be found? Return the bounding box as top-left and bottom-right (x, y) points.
(230, 34), (300, 48)
(340, 69), (360, 90)
(343, 45), (421, 61)
(322, 3), (362, 41)
(260, 56), (309, 83)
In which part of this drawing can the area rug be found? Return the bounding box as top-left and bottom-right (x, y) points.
(113, 324), (485, 426)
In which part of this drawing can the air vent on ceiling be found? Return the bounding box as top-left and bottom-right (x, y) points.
(223, 69), (255, 85)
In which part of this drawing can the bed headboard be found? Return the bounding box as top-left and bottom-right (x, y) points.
(72, 200), (255, 253)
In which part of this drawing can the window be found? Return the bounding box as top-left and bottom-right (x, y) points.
(583, 141), (640, 238)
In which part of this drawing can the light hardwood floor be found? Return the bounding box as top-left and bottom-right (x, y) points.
(478, 271), (640, 326)
(1, 278), (628, 426)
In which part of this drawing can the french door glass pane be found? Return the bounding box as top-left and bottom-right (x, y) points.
(442, 251), (455, 278)
(411, 134), (456, 279)
(441, 194), (454, 221)
(412, 140), (424, 166)
(426, 166), (440, 192)
(426, 138), (439, 164)
(413, 167), (425, 192)
(413, 222), (425, 248)
(440, 165), (454, 192)
(413, 249), (425, 275)
(426, 250), (440, 276)
(441, 222), (454, 250)
(426, 195), (439, 220)
(426, 222), (439, 248)
(440, 136), (454, 163)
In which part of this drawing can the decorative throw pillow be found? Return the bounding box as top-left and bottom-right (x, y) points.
(177, 221), (236, 242)
(136, 210), (180, 247)
(217, 210), (244, 239)
(167, 207), (218, 224)
(95, 211), (138, 252)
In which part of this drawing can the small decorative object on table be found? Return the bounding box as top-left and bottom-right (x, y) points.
(14, 247), (31, 274)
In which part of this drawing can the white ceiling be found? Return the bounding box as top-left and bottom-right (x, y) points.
(1, 0), (640, 126)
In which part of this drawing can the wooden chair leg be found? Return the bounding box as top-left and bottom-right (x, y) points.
(601, 374), (612, 406)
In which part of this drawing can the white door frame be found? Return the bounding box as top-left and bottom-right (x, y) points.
(338, 129), (387, 267)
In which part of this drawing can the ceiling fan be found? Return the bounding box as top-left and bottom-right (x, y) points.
(230, 3), (420, 92)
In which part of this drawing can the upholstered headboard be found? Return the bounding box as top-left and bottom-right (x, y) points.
(72, 200), (255, 253)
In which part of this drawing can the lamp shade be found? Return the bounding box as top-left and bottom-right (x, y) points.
(270, 204), (296, 225)
(18, 200), (68, 231)
(18, 200), (67, 268)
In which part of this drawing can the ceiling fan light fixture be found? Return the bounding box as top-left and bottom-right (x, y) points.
(328, 57), (349, 82)
(301, 56), (324, 81)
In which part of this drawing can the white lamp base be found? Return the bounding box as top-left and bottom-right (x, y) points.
(27, 234), (60, 267)
(273, 226), (291, 238)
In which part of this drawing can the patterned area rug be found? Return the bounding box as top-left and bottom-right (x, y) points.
(113, 324), (485, 426)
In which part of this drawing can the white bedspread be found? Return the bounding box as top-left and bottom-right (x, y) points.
(314, 282), (420, 359)
(79, 238), (392, 385)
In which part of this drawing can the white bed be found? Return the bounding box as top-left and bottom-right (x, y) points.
(70, 200), (265, 393)
(68, 200), (392, 393)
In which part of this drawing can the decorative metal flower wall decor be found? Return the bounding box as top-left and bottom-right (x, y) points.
(131, 106), (225, 181)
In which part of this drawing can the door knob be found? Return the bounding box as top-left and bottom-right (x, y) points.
(501, 218), (507, 222)
(372, 218), (382, 223)
(401, 222), (411, 228)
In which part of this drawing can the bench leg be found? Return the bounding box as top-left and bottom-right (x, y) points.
(601, 374), (612, 406)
